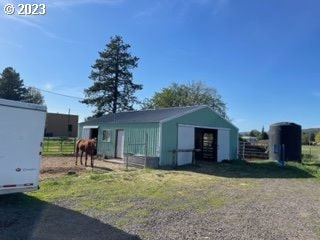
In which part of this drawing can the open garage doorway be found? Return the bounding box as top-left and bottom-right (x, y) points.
(177, 125), (230, 165)
(82, 126), (99, 139)
(195, 128), (218, 162)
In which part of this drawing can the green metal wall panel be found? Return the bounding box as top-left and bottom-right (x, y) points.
(160, 107), (238, 165)
(78, 122), (160, 158)
(124, 125), (160, 157)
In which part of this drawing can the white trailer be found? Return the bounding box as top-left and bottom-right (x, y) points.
(0, 98), (47, 195)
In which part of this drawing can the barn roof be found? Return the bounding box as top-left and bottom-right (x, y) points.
(81, 105), (205, 124)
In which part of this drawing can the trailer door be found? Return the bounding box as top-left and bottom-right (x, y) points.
(0, 99), (46, 194)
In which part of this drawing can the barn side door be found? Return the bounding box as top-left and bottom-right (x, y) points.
(115, 129), (124, 159)
(217, 129), (230, 162)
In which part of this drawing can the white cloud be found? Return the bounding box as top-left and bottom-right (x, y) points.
(41, 82), (85, 99)
(44, 83), (54, 91)
(0, 0), (123, 42)
(0, 14), (77, 43)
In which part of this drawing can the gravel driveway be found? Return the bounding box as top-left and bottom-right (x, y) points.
(1, 157), (320, 240)
(143, 178), (320, 240)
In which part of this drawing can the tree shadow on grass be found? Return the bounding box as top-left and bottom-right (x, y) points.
(0, 193), (140, 240)
(175, 160), (315, 179)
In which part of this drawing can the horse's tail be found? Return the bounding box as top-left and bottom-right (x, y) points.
(75, 139), (80, 155)
(75, 139), (82, 164)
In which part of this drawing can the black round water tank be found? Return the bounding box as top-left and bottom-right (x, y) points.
(268, 122), (301, 162)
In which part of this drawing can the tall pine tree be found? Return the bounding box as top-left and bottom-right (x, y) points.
(81, 35), (142, 117)
(0, 67), (44, 104)
(0, 67), (27, 101)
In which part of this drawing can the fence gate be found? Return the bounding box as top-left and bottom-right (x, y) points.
(42, 137), (76, 155)
(125, 134), (148, 169)
(239, 141), (268, 159)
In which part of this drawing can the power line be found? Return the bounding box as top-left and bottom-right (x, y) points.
(34, 87), (84, 100)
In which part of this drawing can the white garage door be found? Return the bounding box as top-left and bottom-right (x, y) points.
(177, 125), (195, 166)
(218, 129), (230, 162)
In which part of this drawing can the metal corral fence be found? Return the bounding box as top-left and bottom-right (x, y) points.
(42, 137), (76, 155)
(239, 141), (268, 160)
(239, 143), (320, 162)
(125, 133), (148, 169)
(302, 145), (320, 162)
(125, 134), (159, 169)
(125, 143), (147, 168)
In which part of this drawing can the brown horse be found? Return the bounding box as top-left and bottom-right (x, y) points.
(75, 138), (96, 167)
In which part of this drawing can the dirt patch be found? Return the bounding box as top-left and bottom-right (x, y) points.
(40, 156), (126, 180)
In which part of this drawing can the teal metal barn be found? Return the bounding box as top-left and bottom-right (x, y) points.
(78, 106), (238, 167)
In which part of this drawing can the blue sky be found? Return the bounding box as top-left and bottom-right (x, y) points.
(1, 0), (319, 132)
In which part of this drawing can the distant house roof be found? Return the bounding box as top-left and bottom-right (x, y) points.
(81, 105), (206, 124)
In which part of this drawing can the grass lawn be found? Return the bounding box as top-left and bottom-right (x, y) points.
(29, 168), (226, 222)
(27, 159), (320, 230)
(0, 158), (318, 239)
